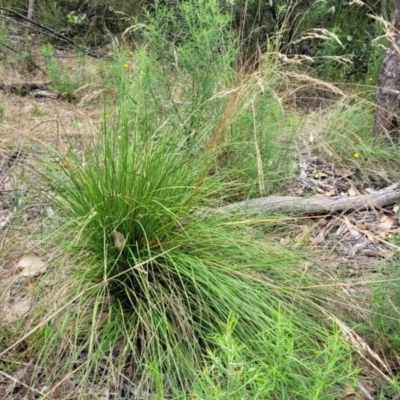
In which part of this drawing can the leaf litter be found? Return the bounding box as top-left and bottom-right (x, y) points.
(288, 156), (400, 264)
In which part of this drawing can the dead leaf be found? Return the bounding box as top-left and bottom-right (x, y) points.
(342, 385), (356, 398)
(343, 217), (361, 238)
(393, 205), (399, 214)
(355, 221), (366, 230)
(294, 226), (310, 241)
(324, 189), (336, 197)
(112, 230), (125, 250)
(375, 170), (389, 182)
(378, 231), (387, 239)
(378, 250), (395, 258)
(280, 237), (291, 245)
(347, 187), (357, 197)
(18, 254), (47, 277)
(336, 223), (348, 236)
(296, 188), (304, 195)
(3, 298), (30, 323)
(308, 237), (318, 246)
(140, 237), (164, 248)
(365, 231), (378, 243)
(314, 171), (327, 179)
(378, 216), (394, 231)
(348, 268), (358, 277)
(336, 167), (352, 176)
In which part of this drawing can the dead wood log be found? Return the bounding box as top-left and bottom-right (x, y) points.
(0, 81), (57, 98)
(27, 0), (35, 22)
(219, 184), (400, 215)
(0, 81), (49, 91)
(32, 90), (58, 99)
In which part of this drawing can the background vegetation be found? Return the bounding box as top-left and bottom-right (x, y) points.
(0, 0), (399, 399)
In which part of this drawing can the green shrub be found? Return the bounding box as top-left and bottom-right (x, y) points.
(40, 43), (80, 100)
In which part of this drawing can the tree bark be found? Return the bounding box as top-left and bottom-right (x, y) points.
(218, 184), (400, 215)
(374, 0), (400, 139)
(27, 0), (34, 21)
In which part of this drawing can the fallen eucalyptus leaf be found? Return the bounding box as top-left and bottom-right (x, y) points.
(18, 254), (47, 277)
(314, 171), (327, 179)
(378, 216), (394, 231)
(3, 298), (30, 323)
(112, 230), (125, 250)
(378, 250), (395, 258)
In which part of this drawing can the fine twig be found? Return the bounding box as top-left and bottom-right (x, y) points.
(0, 6), (107, 59)
(0, 6), (79, 46)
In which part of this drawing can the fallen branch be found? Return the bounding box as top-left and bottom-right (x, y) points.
(32, 89), (58, 99)
(0, 6), (111, 59)
(219, 183), (400, 215)
(0, 81), (48, 92)
(0, 81), (57, 98)
(0, 6), (81, 48)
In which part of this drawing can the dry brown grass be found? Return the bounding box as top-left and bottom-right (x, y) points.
(0, 49), (114, 322)
(0, 44), (111, 143)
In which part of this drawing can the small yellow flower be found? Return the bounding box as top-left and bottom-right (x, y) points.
(353, 152), (359, 159)
(123, 63), (129, 69)
(105, 114), (109, 119)
(368, 77), (373, 82)
(129, 51), (134, 56)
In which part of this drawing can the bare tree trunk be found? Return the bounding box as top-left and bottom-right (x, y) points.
(374, 0), (400, 139)
(25, 0), (35, 33)
(27, 0), (34, 21)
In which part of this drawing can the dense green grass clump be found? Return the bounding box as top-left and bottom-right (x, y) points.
(24, 108), (356, 397)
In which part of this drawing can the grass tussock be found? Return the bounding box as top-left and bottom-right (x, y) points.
(2, 105), (355, 397)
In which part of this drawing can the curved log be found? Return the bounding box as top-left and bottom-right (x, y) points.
(219, 184), (400, 215)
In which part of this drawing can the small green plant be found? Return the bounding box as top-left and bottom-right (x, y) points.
(367, 271), (400, 354)
(0, 102), (5, 121)
(30, 104), (44, 117)
(66, 11), (87, 26)
(40, 43), (80, 100)
(181, 315), (355, 399)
